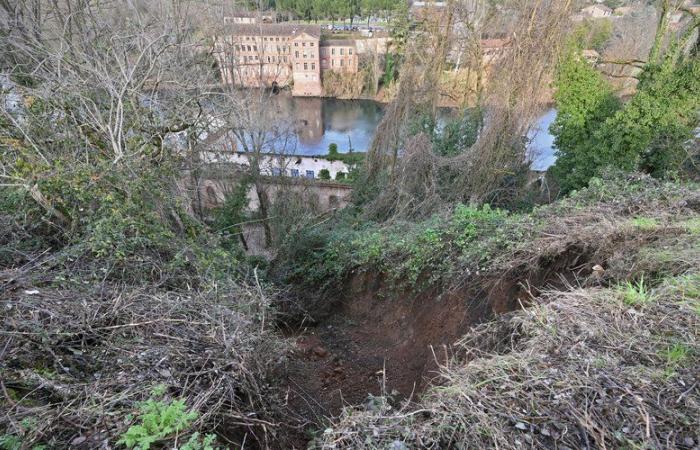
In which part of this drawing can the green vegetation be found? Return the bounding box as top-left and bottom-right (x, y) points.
(276, 0), (403, 22)
(277, 175), (700, 294)
(630, 216), (658, 231)
(118, 390), (215, 450)
(551, 33), (700, 193)
(549, 46), (622, 192)
(319, 168), (331, 180)
(619, 276), (655, 306)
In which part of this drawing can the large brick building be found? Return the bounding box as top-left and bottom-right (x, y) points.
(215, 23), (360, 97)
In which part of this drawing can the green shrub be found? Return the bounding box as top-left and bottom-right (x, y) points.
(319, 169), (331, 180)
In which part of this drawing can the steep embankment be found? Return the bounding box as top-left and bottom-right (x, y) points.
(277, 175), (700, 449)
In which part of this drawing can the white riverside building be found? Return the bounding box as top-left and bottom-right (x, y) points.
(200, 151), (354, 180)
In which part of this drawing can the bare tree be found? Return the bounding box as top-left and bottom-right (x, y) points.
(364, 0), (573, 219)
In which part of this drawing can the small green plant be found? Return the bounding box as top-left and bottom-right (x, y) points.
(335, 171), (346, 181)
(631, 217), (658, 232)
(660, 343), (690, 367)
(620, 276), (655, 306)
(0, 435), (22, 450)
(118, 393), (200, 450)
(681, 217), (700, 235)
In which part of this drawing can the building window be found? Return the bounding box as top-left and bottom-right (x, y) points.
(294, 42), (298, 46)
(310, 42), (315, 47)
(340, 48), (344, 55)
(302, 42), (306, 47)
(349, 48), (353, 55)
(311, 63), (315, 70)
(284, 56), (288, 62)
(272, 168), (283, 176)
(295, 51), (299, 58)
(305, 170), (314, 179)
(340, 59), (343, 66)
(291, 169), (299, 177)
(296, 63), (300, 69)
(331, 59), (334, 66)
(276, 37), (280, 41)
(331, 48), (335, 55)
(304, 62), (308, 70)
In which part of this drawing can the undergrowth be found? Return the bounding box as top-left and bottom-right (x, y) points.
(275, 174), (699, 296)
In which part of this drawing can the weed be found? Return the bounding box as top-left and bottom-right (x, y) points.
(660, 343), (691, 367)
(118, 394), (200, 450)
(681, 217), (700, 235)
(620, 276), (655, 306)
(630, 217), (658, 232)
(0, 435), (22, 450)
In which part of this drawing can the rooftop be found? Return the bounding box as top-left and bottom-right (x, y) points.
(226, 23), (321, 38)
(320, 39), (357, 47)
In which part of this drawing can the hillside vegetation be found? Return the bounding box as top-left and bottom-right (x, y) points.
(2, 0), (700, 448)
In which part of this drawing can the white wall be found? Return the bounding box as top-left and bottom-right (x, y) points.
(201, 151), (353, 180)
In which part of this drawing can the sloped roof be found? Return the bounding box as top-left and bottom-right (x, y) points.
(227, 23), (321, 38)
(320, 39), (357, 47)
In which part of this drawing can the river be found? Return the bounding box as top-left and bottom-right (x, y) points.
(276, 96), (557, 170)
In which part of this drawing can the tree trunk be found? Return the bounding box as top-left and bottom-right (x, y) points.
(255, 182), (273, 247)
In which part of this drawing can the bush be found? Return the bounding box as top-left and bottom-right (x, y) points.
(318, 168), (331, 180)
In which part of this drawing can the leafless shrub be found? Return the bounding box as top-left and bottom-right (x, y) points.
(0, 272), (289, 448)
(365, 0), (573, 219)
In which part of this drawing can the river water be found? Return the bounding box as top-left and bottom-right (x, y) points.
(278, 96), (557, 170)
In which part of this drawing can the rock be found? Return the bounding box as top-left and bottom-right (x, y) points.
(313, 346), (328, 358)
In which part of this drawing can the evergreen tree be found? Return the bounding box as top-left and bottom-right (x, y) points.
(549, 47), (621, 192)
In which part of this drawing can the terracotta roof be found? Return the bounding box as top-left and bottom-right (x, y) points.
(227, 23), (321, 38)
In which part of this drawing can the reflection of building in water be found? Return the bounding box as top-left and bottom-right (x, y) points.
(294, 97), (324, 144)
(323, 99), (364, 133)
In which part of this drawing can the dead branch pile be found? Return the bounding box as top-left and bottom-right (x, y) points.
(318, 277), (700, 449)
(0, 268), (288, 448)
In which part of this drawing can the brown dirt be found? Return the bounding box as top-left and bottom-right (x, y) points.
(279, 243), (596, 448)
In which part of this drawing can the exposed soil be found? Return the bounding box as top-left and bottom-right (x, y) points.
(280, 243), (597, 448)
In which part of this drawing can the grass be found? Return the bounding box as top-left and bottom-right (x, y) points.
(660, 343), (691, 367)
(681, 217), (700, 234)
(620, 276), (655, 306)
(630, 216), (658, 231)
